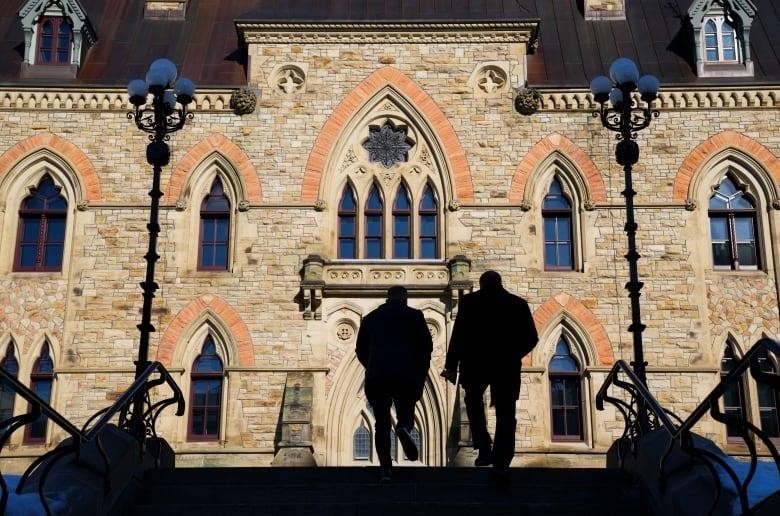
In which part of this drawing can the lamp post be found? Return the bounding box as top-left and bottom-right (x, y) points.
(589, 58), (659, 389)
(127, 58), (195, 440)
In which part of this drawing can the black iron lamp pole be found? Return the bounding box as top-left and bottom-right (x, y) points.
(126, 59), (195, 441)
(590, 58), (659, 392)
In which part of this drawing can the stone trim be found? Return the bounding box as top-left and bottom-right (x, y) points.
(168, 133), (262, 203)
(1, 87), (779, 113)
(673, 130), (780, 202)
(157, 294), (254, 367)
(0, 131), (101, 202)
(531, 293), (614, 367)
(236, 21), (539, 45)
(509, 133), (606, 205)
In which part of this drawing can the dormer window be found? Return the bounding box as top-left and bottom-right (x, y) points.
(36, 16), (72, 65)
(688, 0), (755, 78)
(18, 0), (97, 79)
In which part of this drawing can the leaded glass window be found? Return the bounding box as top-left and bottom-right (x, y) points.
(15, 174), (67, 272)
(542, 178), (573, 270)
(198, 177), (231, 270)
(188, 337), (223, 441)
(709, 176), (759, 270)
(338, 185), (357, 258)
(25, 343), (53, 443)
(549, 338), (583, 441)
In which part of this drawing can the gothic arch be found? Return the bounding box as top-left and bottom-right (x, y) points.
(168, 134), (262, 204)
(302, 66), (473, 203)
(157, 295), (254, 367)
(673, 130), (780, 202)
(532, 293), (614, 367)
(0, 132), (101, 203)
(510, 133), (605, 205)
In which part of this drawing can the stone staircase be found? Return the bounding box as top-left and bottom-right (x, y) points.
(124, 465), (648, 515)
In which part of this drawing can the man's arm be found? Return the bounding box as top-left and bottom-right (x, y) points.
(441, 297), (468, 383)
(355, 319), (370, 366)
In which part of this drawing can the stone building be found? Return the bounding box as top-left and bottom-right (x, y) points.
(0, 0), (778, 472)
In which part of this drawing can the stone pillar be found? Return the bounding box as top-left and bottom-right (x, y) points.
(272, 372), (317, 466)
(584, 0), (625, 20)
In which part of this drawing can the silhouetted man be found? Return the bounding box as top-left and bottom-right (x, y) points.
(441, 271), (538, 475)
(356, 286), (433, 482)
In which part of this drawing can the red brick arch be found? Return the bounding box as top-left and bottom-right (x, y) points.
(301, 66), (473, 203)
(0, 132), (101, 201)
(529, 292), (614, 366)
(157, 294), (254, 367)
(168, 133), (262, 202)
(510, 133), (605, 204)
(673, 130), (780, 202)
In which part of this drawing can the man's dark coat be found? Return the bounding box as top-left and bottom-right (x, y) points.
(356, 300), (433, 400)
(445, 285), (538, 401)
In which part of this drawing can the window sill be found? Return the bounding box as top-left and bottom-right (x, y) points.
(20, 63), (78, 80)
(697, 60), (754, 78)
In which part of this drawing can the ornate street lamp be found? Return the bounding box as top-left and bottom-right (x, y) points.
(127, 58), (195, 440)
(590, 58), (659, 388)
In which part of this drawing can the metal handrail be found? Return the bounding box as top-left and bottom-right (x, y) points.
(1, 361), (184, 516)
(596, 337), (780, 515)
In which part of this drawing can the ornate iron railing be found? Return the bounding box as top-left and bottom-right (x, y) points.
(0, 361), (184, 515)
(597, 337), (780, 515)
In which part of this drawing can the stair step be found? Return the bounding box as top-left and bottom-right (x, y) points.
(126, 466), (646, 516)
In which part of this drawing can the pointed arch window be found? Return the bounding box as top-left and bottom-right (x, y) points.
(188, 336), (224, 441)
(1, 344), (19, 422)
(353, 420), (371, 460)
(542, 178), (573, 270)
(15, 174), (67, 272)
(756, 349), (779, 440)
(708, 175), (759, 270)
(338, 185), (358, 259)
(36, 17), (72, 65)
(549, 338), (583, 441)
(419, 184), (438, 259)
(365, 185), (384, 259)
(198, 177), (231, 271)
(721, 342), (747, 440)
(392, 185), (411, 259)
(25, 342), (53, 444)
(704, 18), (738, 62)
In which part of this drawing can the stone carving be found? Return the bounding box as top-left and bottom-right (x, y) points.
(584, 199), (596, 211)
(363, 123), (413, 168)
(336, 323), (354, 341)
(477, 67), (507, 94)
(314, 199), (327, 211)
(274, 66), (305, 94)
(685, 198), (698, 211)
(515, 87), (542, 116)
(520, 200), (532, 211)
(237, 200), (250, 212)
(448, 199), (460, 212)
(229, 88), (257, 115)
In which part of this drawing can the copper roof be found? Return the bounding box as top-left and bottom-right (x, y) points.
(1, 0), (779, 88)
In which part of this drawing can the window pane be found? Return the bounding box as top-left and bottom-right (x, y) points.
(46, 217), (66, 240)
(42, 243), (64, 267)
(711, 243), (732, 267)
(366, 239), (382, 258)
(558, 244), (572, 267)
(420, 215), (436, 236)
(339, 217), (355, 237)
(22, 219), (41, 241)
(420, 239), (436, 259)
(544, 219), (557, 241)
(733, 217), (755, 240)
(551, 379), (565, 405)
(215, 219), (230, 241)
(552, 408), (565, 435)
(736, 242), (757, 267)
(394, 239), (410, 259)
(394, 216), (410, 236)
(339, 240), (355, 259)
(709, 217), (728, 240)
(366, 215), (382, 236)
(354, 426), (370, 460)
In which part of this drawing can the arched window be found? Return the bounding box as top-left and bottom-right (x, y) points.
(392, 185), (411, 259)
(188, 336), (224, 441)
(1, 343), (19, 422)
(338, 185), (357, 259)
(756, 349), (780, 440)
(419, 184), (438, 259)
(364, 185), (383, 259)
(704, 18), (738, 62)
(542, 178), (573, 270)
(410, 427), (422, 458)
(198, 177), (231, 270)
(37, 17), (72, 65)
(25, 342), (53, 444)
(353, 420), (371, 460)
(708, 175), (759, 270)
(15, 174), (67, 272)
(721, 342), (747, 440)
(549, 338), (583, 441)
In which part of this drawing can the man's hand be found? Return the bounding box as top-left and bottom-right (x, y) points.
(440, 368), (457, 385)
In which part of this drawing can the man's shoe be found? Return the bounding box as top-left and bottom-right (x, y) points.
(397, 427), (419, 461)
(379, 466), (392, 483)
(475, 448), (492, 467)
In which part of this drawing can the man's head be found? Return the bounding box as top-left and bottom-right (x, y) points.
(386, 285), (408, 304)
(479, 270), (503, 291)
